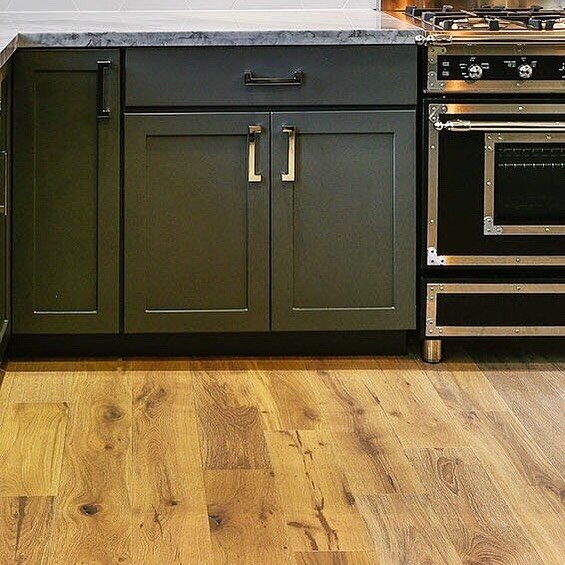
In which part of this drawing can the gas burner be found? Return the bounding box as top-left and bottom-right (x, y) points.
(405, 4), (565, 33)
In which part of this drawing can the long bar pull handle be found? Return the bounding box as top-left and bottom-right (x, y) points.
(97, 60), (112, 120)
(248, 125), (262, 183)
(434, 119), (565, 132)
(282, 126), (296, 182)
(244, 71), (303, 87)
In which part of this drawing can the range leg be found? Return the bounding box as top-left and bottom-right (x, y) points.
(422, 339), (442, 364)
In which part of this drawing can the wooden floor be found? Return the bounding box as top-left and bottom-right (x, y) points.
(0, 343), (563, 564)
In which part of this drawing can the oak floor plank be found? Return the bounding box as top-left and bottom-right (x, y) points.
(295, 550), (380, 564)
(357, 494), (462, 564)
(0, 496), (55, 565)
(457, 410), (565, 563)
(205, 469), (293, 564)
(5, 361), (112, 404)
(251, 367), (323, 431)
(457, 410), (564, 505)
(312, 369), (424, 494)
(406, 447), (544, 565)
(479, 360), (565, 474)
(0, 369), (14, 429)
(415, 348), (508, 412)
(0, 403), (68, 497)
(360, 360), (466, 448)
(131, 366), (213, 564)
(266, 429), (372, 552)
(193, 370), (271, 470)
(46, 368), (132, 564)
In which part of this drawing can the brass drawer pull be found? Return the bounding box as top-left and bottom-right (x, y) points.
(282, 126), (296, 182)
(244, 71), (303, 87)
(248, 125), (262, 183)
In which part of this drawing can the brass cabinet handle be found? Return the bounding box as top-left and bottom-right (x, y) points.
(282, 126), (296, 182)
(248, 125), (262, 183)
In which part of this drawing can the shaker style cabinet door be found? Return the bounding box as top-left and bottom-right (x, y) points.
(13, 50), (121, 334)
(0, 63), (10, 355)
(271, 111), (416, 332)
(124, 113), (270, 333)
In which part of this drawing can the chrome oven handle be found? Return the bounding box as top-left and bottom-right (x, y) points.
(433, 120), (565, 133)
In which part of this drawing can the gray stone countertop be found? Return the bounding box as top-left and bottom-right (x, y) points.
(0, 10), (421, 66)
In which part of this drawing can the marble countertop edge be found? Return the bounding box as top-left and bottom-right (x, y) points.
(0, 10), (422, 68)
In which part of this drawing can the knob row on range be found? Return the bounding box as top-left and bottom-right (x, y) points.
(467, 63), (534, 80)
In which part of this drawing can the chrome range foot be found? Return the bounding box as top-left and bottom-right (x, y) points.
(422, 339), (442, 364)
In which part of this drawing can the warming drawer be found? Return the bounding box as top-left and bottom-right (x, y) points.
(424, 281), (565, 338)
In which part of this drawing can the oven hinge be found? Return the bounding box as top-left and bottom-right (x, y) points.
(428, 247), (447, 266)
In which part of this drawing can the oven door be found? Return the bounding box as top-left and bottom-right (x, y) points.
(427, 103), (565, 267)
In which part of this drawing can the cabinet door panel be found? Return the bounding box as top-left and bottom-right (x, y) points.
(125, 113), (270, 333)
(271, 111), (416, 331)
(13, 50), (120, 334)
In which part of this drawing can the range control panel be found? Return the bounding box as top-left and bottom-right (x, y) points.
(437, 55), (565, 81)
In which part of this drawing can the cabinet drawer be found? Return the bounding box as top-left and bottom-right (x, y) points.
(425, 282), (565, 337)
(125, 46), (417, 107)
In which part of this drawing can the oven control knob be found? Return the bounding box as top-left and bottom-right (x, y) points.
(468, 64), (483, 80)
(518, 64), (533, 79)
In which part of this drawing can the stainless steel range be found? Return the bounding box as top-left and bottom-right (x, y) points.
(399, 4), (565, 362)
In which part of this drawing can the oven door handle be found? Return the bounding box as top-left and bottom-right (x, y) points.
(433, 119), (565, 133)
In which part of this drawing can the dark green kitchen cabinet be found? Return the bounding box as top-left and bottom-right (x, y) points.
(0, 62), (11, 357)
(124, 113), (270, 333)
(124, 109), (415, 334)
(271, 111), (416, 331)
(13, 50), (121, 334)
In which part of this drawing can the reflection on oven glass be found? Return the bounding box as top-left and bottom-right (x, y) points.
(494, 143), (565, 225)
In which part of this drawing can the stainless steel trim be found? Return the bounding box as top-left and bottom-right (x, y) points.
(434, 120), (565, 132)
(427, 43), (565, 93)
(426, 103), (565, 266)
(426, 283), (565, 337)
(484, 132), (565, 236)
(247, 125), (262, 183)
(282, 126), (296, 183)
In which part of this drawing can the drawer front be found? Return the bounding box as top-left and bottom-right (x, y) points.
(125, 46), (417, 107)
(425, 282), (565, 337)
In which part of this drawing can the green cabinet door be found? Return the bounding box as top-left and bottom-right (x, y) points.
(124, 113), (270, 333)
(0, 63), (10, 355)
(13, 50), (121, 334)
(271, 111), (416, 332)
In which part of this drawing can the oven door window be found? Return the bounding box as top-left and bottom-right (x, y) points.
(484, 133), (565, 236)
